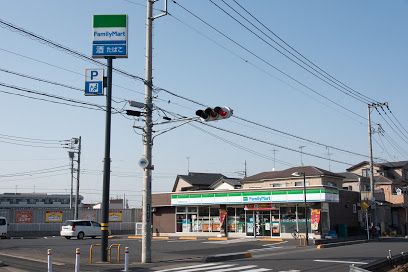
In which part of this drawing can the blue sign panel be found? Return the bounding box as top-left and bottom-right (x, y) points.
(85, 69), (104, 96)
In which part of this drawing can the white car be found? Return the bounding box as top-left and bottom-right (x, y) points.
(0, 217), (8, 239)
(60, 220), (102, 240)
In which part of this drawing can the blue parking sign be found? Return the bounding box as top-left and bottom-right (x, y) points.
(85, 69), (104, 96)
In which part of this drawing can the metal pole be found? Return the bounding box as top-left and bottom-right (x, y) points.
(368, 104), (376, 227)
(366, 210), (370, 240)
(47, 249), (52, 272)
(75, 248), (80, 272)
(101, 57), (113, 262)
(303, 173), (309, 245)
(142, 0), (153, 263)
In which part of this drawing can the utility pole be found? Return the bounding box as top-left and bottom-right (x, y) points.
(142, 0), (167, 263)
(68, 151), (75, 209)
(74, 136), (81, 220)
(368, 102), (387, 228)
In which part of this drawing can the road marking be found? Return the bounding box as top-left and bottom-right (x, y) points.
(313, 259), (368, 265)
(154, 263), (272, 272)
(203, 238), (251, 244)
(0, 252), (65, 266)
(209, 265), (258, 272)
(154, 263), (232, 271)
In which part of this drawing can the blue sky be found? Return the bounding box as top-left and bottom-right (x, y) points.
(0, 1), (407, 207)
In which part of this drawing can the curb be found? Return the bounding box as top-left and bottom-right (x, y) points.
(316, 239), (368, 249)
(179, 236), (198, 240)
(207, 237), (228, 241)
(203, 252), (252, 262)
(257, 238), (284, 242)
(127, 235), (169, 240)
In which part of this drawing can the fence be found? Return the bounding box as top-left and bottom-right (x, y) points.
(0, 207), (141, 236)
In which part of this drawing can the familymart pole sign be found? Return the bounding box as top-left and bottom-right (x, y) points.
(92, 15), (128, 58)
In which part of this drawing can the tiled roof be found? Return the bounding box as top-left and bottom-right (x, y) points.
(172, 172), (226, 191)
(377, 161), (408, 169)
(243, 166), (343, 182)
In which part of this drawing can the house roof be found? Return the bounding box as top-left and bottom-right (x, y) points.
(172, 172), (226, 192)
(346, 161), (369, 171)
(209, 178), (241, 189)
(337, 172), (370, 182)
(243, 166), (344, 183)
(377, 161), (408, 169)
(347, 160), (408, 171)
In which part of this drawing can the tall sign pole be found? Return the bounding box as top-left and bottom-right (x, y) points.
(101, 57), (113, 261)
(91, 14), (128, 262)
(142, 0), (153, 263)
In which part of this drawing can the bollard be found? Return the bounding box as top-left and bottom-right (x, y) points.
(47, 249), (52, 272)
(75, 248), (80, 272)
(388, 249), (392, 259)
(123, 247), (129, 272)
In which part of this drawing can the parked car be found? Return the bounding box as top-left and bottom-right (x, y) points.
(60, 220), (103, 239)
(0, 217), (8, 239)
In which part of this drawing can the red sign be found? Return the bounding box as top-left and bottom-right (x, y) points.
(16, 210), (33, 223)
(244, 204), (278, 211)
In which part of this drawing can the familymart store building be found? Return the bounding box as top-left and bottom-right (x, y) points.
(152, 186), (342, 238)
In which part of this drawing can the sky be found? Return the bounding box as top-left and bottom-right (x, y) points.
(0, 0), (407, 207)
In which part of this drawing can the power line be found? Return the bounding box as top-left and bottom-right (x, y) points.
(171, 0), (366, 120)
(229, 0), (377, 104)
(194, 120), (353, 166)
(0, 18), (145, 82)
(211, 0), (371, 104)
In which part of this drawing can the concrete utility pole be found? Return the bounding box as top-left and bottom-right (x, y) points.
(142, 0), (167, 263)
(368, 102), (387, 228)
(68, 151), (75, 209)
(75, 136), (81, 220)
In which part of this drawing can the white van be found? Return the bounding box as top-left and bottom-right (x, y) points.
(0, 217), (8, 239)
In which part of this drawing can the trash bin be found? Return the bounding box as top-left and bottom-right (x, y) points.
(337, 224), (348, 238)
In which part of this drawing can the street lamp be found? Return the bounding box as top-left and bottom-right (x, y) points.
(292, 171), (309, 245)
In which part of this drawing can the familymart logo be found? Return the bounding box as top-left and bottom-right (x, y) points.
(243, 196), (271, 202)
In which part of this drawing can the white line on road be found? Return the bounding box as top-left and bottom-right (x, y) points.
(313, 259), (368, 265)
(0, 252), (65, 266)
(154, 263), (232, 272)
(209, 265), (258, 272)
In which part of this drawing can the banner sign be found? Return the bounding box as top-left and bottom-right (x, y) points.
(15, 210), (33, 223)
(92, 15), (128, 58)
(109, 210), (123, 222)
(311, 209), (321, 231)
(244, 203), (278, 211)
(45, 211), (63, 223)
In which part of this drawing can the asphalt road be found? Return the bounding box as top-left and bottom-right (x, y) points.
(0, 236), (407, 271)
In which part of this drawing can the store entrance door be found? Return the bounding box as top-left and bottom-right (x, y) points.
(258, 212), (271, 237)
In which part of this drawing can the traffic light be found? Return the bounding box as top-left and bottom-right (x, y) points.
(195, 106), (233, 121)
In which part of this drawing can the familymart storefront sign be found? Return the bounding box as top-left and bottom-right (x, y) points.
(171, 188), (339, 206)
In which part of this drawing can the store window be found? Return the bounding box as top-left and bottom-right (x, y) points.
(227, 207), (236, 232)
(297, 206), (311, 233)
(210, 207), (220, 232)
(280, 206), (297, 233)
(199, 206), (211, 232)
